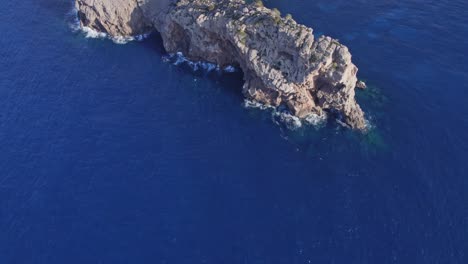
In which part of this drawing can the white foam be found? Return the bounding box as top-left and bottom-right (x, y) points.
(223, 65), (237, 73)
(363, 118), (374, 131)
(111, 34), (150, 44)
(303, 112), (327, 126)
(67, 6), (81, 32)
(243, 99), (274, 110)
(163, 52), (239, 73)
(243, 100), (326, 130)
(81, 26), (107, 39)
(166, 52), (222, 73)
(272, 111), (303, 130)
(134, 34), (149, 41)
(80, 27), (150, 44)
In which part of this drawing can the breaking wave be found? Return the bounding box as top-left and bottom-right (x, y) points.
(243, 100), (274, 111)
(272, 111), (327, 130)
(162, 52), (239, 74)
(244, 100), (327, 130)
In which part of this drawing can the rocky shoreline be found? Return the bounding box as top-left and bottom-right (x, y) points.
(75, 0), (367, 130)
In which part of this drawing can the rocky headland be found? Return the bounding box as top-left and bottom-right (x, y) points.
(75, 0), (367, 130)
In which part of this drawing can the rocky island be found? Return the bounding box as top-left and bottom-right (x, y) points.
(75, 0), (367, 130)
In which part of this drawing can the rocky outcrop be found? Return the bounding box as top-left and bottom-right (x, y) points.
(75, 0), (149, 36)
(356, 80), (367, 89)
(75, 0), (367, 130)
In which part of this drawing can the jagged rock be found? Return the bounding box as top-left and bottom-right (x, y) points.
(75, 0), (149, 36)
(75, 0), (367, 130)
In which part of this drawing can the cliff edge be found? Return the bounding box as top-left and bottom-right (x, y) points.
(75, 0), (367, 130)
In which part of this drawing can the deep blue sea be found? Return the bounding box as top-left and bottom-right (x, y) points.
(1, 0), (468, 263)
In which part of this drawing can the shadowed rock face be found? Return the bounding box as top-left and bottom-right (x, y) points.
(75, 0), (367, 130)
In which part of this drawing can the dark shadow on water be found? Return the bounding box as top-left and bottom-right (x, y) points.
(140, 31), (168, 55)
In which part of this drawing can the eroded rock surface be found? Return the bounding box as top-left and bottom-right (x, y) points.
(75, 0), (367, 130)
(75, 0), (149, 36)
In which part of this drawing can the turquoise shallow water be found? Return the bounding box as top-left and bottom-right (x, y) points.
(0, 0), (467, 263)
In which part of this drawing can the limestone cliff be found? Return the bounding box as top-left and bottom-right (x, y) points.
(75, 0), (367, 130)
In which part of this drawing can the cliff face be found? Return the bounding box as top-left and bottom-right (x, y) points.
(75, 0), (367, 130)
(75, 0), (175, 36)
(75, 0), (150, 36)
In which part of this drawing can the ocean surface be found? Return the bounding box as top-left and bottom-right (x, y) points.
(1, 0), (467, 263)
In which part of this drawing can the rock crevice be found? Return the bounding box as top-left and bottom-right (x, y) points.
(75, 0), (367, 130)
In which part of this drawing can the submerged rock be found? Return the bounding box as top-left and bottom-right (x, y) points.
(75, 0), (367, 130)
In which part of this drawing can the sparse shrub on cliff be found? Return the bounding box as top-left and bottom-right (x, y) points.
(310, 53), (318, 63)
(271, 8), (282, 24)
(246, 0), (264, 7)
(272, 8), (281, 17)
(237, 29), (248, 44)
(253, 0), (264, 8)
(285, 13), (293, 20)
